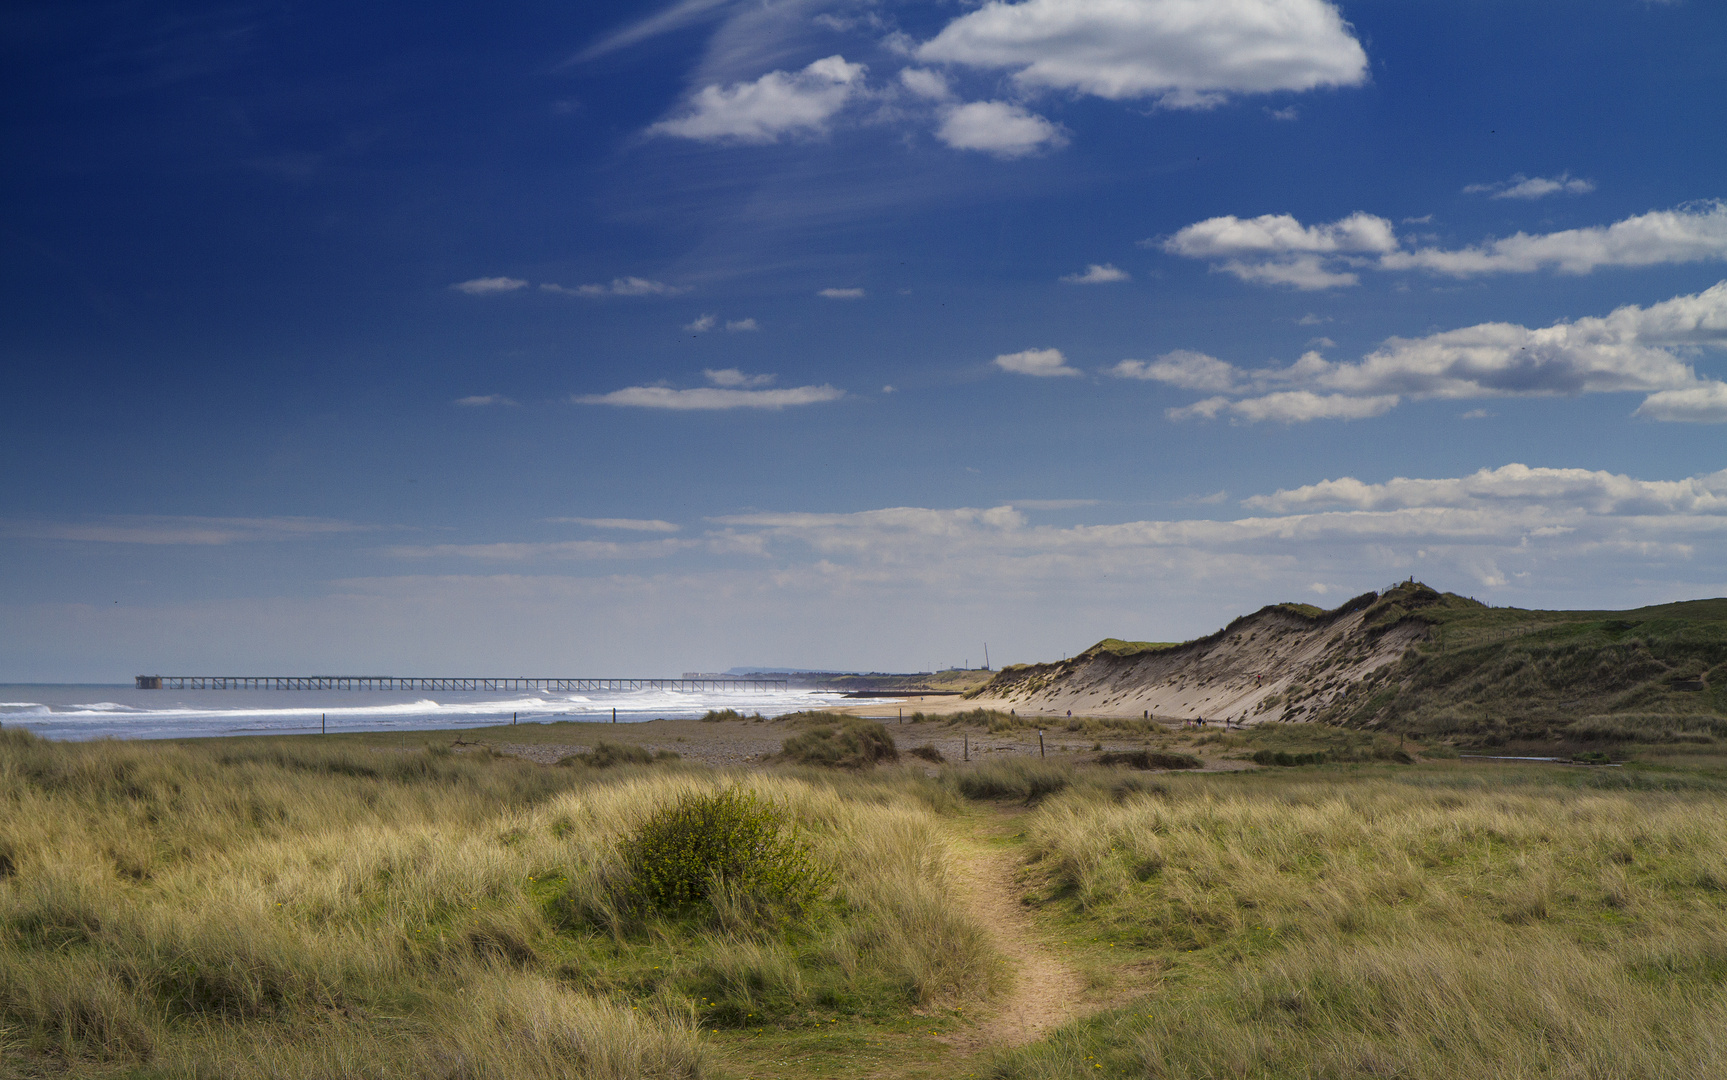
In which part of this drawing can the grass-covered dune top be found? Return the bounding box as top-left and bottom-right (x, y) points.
(1334, 593), (1727, 744)
(0, 729), (1002, 1078)
(971, 581), (1727, 745)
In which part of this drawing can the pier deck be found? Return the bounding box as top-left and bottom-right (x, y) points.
(134, 675), (787, 692)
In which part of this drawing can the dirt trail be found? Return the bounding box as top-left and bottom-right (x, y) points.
(947, 837), (1088, 1052)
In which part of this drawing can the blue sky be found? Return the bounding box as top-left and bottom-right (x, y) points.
(4, 0), (1726, 680)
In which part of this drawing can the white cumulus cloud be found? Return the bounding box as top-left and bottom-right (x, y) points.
(1111, 350), (1238, 391)
(1170, 391), (1398, 423)
(1163, 202), (1727, 286)
(1154, 281), (1727, 423)
(899, 67), (953, 101)
(995, 347), (1081, 377)
(1062, 263), (1130, 284)
(1635, 383), (1727, 423)
(935, 100), (1067, 157)
(725, 318), (759, 331)
(1381, 201), (1727, 277)
(647, 55), (867, 143)
(917, 0), (1369, 108)
(1159, 211), (1397, 289)
(451, 277), (528, 295)
(684, 314), (717, 332)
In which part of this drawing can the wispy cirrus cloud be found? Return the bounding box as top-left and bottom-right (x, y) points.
(1, 516), (365, 545)
(544, 277), (684, 298)
(386, 538), (695, 561)
(547, 517), (681, 532)
(455, 394), (518, 407)
(702, 368), (774, 388)
(1463, 173), (1595, 200)
(818, 287), (865, 299)
(1061, 263), (1130, 284)
(451, 277), (528, 295)
(573, 381), (844, 410)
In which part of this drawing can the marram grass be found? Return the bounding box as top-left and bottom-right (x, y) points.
(989, 769), (1727, 1079)
(0, 729), (1003, 1077)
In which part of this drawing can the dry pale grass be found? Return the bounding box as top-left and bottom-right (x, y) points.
(0, 730), (1001, 1077)
(993, 770), (1727, 1078)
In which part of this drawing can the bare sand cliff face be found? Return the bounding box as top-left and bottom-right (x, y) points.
(973, 587), (1441, 724)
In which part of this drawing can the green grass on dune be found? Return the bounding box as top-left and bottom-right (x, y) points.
(1324, 590), (1727, 743)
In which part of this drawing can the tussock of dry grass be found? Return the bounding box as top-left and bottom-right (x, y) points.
(0, 729), (1001, 1076)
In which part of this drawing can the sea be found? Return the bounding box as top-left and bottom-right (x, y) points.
(0, 684), (861, 742)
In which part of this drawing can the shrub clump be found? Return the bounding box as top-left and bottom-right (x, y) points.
(558, 741), (680, 768)
(907, 744), (946, 763)
(622, 787), (831, 923)
(1097, 749), (1202, 770)
(779, 718), (899, 769)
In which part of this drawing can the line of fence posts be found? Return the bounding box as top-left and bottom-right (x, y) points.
(1039, 729), (1045, 758)
(321, 713), (325, 735)
(963, 732), (968, 762)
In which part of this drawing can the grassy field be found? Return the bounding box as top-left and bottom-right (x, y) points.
(7, 719), (1727, 1078)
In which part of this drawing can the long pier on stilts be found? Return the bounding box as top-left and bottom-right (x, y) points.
(134, 675), (788, 692)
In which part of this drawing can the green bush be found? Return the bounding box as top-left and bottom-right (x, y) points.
(907, 744), (945, 763)
(622, 787), (830, 923)
(778, 718), (898, 769)
(557, 741), (679, 768)
(1097, 749), (1202, 770)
